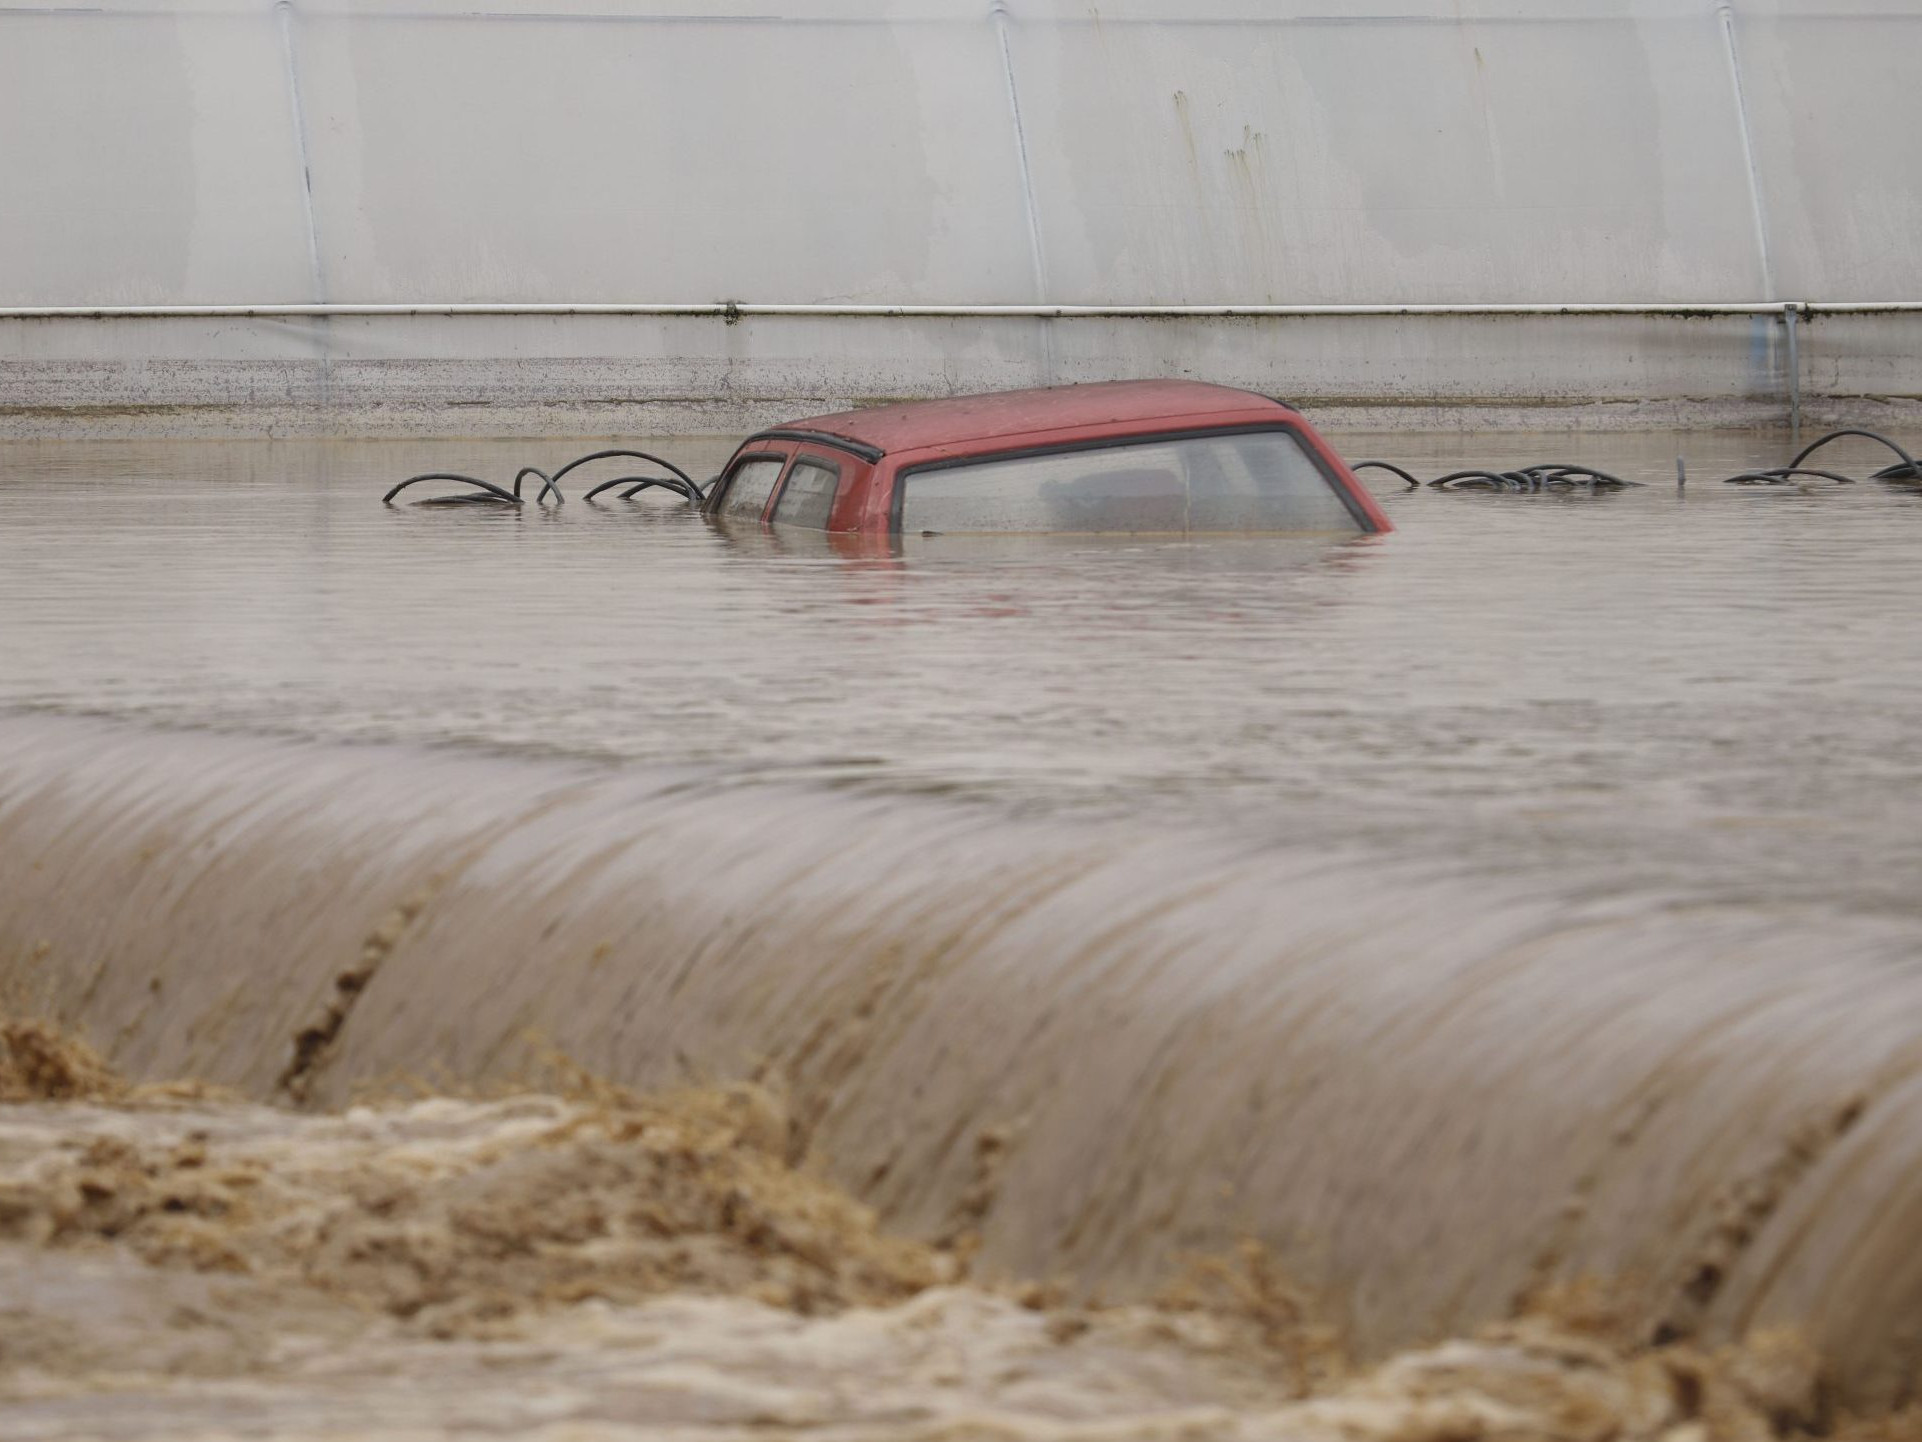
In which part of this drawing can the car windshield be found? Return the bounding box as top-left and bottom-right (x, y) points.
(897, 430), (1362, 535)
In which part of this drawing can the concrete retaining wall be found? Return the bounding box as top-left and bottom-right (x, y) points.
(2, 309), (1917, 437)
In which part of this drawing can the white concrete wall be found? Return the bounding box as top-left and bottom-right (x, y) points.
(1, 0), (1918, 430)
(6, 0), (1919, 307)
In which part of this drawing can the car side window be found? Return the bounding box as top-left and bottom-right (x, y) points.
(715, 456), (785, 520)
(770, 459), (841, 530)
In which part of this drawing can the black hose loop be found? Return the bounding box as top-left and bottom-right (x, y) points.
(1524, 464), (1640, 488)
(387, 450), (708, 509)
(1351, 460), (1422, 489)
(551, 449), (699, 492)
(620, 478), (703, 502)
(1354, 460), (1643, 492)
(1790, 429), (1920, 475)
(582, 475), (702, 504)
(582, 475), (697, 504)
(1723, 467), (1859, 486)
(383, 473), (521, 505)
(513, 466), (563, 505)
(582, 476), (638, 502)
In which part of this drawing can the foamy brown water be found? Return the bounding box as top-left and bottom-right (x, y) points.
(0, 1025), (1885, 1442)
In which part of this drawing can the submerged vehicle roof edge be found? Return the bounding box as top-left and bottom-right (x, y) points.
(743, 428), (886, 463)
(761, 381), (1300, 458)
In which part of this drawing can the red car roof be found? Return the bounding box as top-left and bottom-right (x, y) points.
(768, 380), (1294, 457)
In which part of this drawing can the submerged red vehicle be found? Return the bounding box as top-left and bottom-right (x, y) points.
(704, 380), (1391, 536)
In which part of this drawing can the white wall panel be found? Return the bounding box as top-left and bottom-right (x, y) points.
(1008, 5), (1772, 304)
(293, 4), (1035, 302)
(0, 6), (315, 304)
(1735, 3), (1922, 302)
(2, 1), (1915, 308)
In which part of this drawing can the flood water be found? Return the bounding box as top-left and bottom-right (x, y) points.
(3, 430), (1920, 915)
(5, 426), (1922, 1431)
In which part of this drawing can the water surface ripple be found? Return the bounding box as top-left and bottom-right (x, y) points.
(3, 431), (1918, 915)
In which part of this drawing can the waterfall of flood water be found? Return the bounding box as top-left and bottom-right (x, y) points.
(5, 713), (1921, 1403)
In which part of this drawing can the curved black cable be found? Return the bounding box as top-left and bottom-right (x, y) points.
(383, 473), (523, 505)
(513, 466), (563, 504)
(1354, 461), (1642, 492)
(550, 449), (700, 494)
(620, 477), (703, 502)
(1723, 467), (1859, 486)
(385, 448), (707, 509)
(582, 474), (703, 504)
(1351, 460), (1422, 489)
(1715, 429), (1921, 487)
(1522, 464), (1640, 488)
(1790, 428), (1920, 476)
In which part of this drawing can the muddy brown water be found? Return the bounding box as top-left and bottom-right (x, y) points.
(3, 430), (1922, 1412)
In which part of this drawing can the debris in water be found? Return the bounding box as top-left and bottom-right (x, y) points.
(1354, 430), (1922, 497)
(1720, 429), (1922, 487)
(382, 450), (705, 507)
(0, 1017), (124, 1103)
(1352, 460), (1644, 491)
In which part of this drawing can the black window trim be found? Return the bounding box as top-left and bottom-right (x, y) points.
(746, 429), (884, 464)
(887, 423), (1375, 534)
(707, 450), (790, 519)
(767, 453), (845, 530)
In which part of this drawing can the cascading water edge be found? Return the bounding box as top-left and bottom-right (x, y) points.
(4, 712), (1921, 1405)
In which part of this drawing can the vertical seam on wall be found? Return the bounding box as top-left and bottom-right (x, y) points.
(991, 2), (1049, 306)
(990, 2), (1055, 383)
(1717, 1), (1775, 301)
(277, 0), (327, 304)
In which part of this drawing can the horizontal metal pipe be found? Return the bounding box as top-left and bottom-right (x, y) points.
(3, 302), (1921, 320)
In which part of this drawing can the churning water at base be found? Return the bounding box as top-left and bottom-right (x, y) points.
(3, 430), (1922, 1413)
